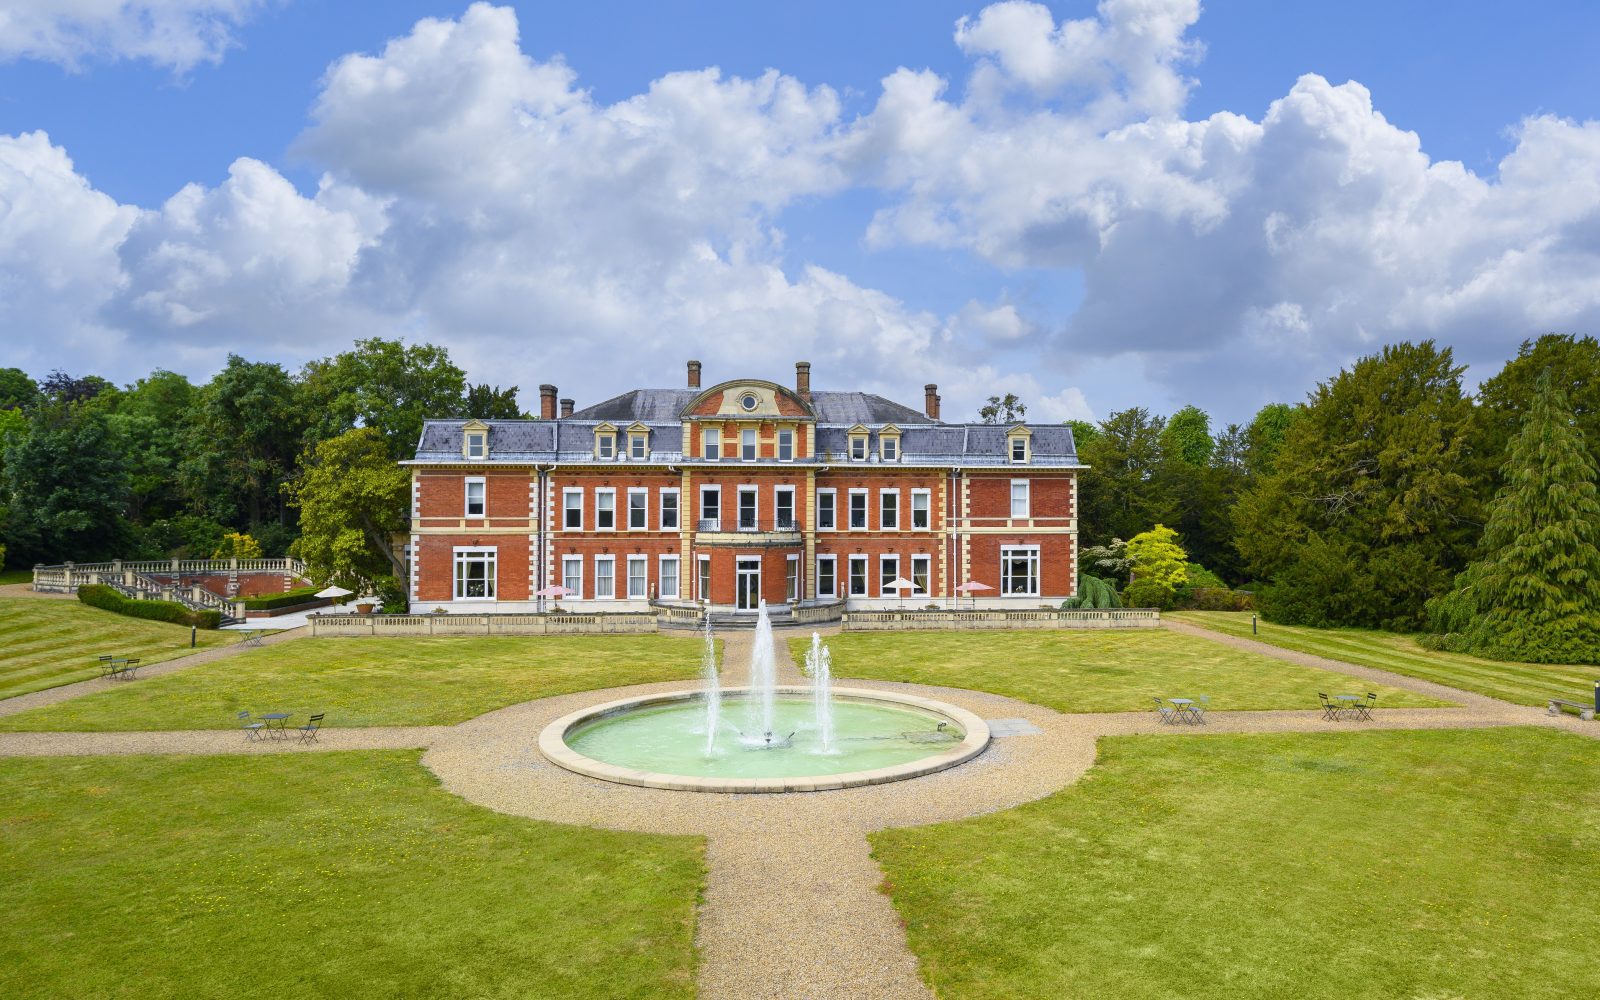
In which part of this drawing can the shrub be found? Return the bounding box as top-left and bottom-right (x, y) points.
(1122, 579), (1177, 611)
(1176, 587), (1254, 611)
(77, 584), (221, 629)
(241, 586), (323, 611)
(1062, 573), (1122, 610)
(1184, 563), (1228, 590)
(212, 531), (263, 560)
(375, 575), (408, 614)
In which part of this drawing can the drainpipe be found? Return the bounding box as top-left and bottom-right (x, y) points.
(536, 463), (555, 612)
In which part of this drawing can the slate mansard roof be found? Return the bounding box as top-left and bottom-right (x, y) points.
(408, 386), (1080, 467)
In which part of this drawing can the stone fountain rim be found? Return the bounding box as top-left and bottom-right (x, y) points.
(537, 685), (992, 794)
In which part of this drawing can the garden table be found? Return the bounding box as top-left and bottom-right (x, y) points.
(259, 713), (292, 739)
(1169, 698), (1200, 724)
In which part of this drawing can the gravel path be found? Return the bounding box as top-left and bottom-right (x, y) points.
(0, 582), (72, 599)
(3, 615), (1593, 997)
(0, 625), (308, 719)
(0, 725), (448, 756)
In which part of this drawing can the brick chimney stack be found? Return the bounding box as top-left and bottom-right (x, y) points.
(925, 384), (940, 420)
(559, 398), (574, 419)
(539, 384), (557, 420)
(795, 361), (811, 401)
(687, 360), (702, 389)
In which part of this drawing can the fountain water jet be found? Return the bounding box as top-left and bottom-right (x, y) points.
(700, 615), (721, 757)
(803, 632), (836, 754)
(743, 601), (777, 743)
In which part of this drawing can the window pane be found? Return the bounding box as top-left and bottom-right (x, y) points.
(818, 558), (835, 597)
(880, 558), (898, 592)
(849, 558), (867, 595)
(818, 492), (835, 529)
(778, 430), (792, 461)
(564, 490), (582, 529)
(698, 558), (711, 601)
(629, 492), (647, 528)
(704, 429), (719, 459)
(881, 491), (897, 529)
(741, 429), (756, 460)
(562, 557), (582, 595)
(912, 556), (930, 595)
(786, 559), (798, 602)
(1011, 481), (1029, 518)
(850, 493), (867, 528)
(597, 492), (614, 528)
(660, 558), (679, 598)
(628, 559), (647, 598)
(596, 559), (614, 596)
(661, 492), (678, 528)
(912, 492), (929, 528)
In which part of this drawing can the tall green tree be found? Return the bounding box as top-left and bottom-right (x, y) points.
(0, 407), (132, 564)
(299, 338), (468, 458)
(465, 383), (526, 419)
(1077, 407), (1172, 544)
(105, 370), (197, 523)
(0, 368), (38, 410)
(1244, 402), (1296, 478)
(184, 355), (304, 528)
(1159, 405), (1214, 466)
(1235, 342), (1480, 630)
(286, 428), (410, 587)
(978, 393), (1027, 424)
(1427, 373), (1600, 663)
(1473, 334), (1600, 491)
(1064, 419), (1100, 449)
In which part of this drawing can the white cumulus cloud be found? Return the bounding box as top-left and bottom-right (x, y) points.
(0, 1), (264, 71)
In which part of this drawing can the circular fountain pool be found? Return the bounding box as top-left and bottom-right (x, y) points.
(539, 687), (990, 793)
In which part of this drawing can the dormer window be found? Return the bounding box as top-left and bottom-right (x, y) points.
(1007, 426), (1032, 464)
(462, 420), (490, 460)
(597, 434), (615, 459)
(630, 432), (647, 460)
(849, 434), (868, 462)
(879, 425), (901, 463)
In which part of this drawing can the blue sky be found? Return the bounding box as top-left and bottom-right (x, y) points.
(3, 1), (1599, 425)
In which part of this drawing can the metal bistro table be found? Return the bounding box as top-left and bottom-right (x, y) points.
(1333, 694), (1362, 718)
(1168, 698), (1200, 724)
(259, 713), (292, 739)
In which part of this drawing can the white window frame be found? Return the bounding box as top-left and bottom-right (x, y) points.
(816, 554), (837, 599)
(597, 433), (615, 460)
(595, 488), (616, 531)
(911, 488), (931, 530)
(1010, 436), (1027, 463)
(879, 554), (900, 597)
(626, 555), (649, 599)
(466, 432), (486, 460)
(881, 436), (899, 462)
(741, 427), (757, 462)
(630, 433), (647, 460)
(817, 488), (837, 531)
(777, 428), (794, 462)
(775, 486), (796, 530)
(561, 555), (583, 597)
(697, 555), (711, 603)
(848, 554), (869, 596)
(848, 489), (869, 531)
(736, 485), (759, 531)
(452, 546), (496, 601)
(659, 555), (680, 599)
(911, 554), (931, 596)
(1010, 479), (1031, 519)
(786, 554), (799, 603)
(563, 488), (583, 531)
(660, 488), (679, 530)
(703, 427), (720, 460)
(1001, 545), (1040, 597)
(627, 488), (649, 531)
(880, 489), (900, 531)
(594, 555), (616, 600)
(849, 435), (867, 461)
(699, 485), (721, 529)
(464, 476), (486, 518)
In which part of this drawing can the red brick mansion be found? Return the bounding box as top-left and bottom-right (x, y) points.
(404, 361), (1082, 616)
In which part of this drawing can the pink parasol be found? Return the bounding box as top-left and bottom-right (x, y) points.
(534, 585), (575, 598)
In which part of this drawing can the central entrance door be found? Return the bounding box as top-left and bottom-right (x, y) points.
(735, 557), (762, 611)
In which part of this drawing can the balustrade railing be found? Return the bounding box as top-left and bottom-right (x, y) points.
(695, 517), (801, 534)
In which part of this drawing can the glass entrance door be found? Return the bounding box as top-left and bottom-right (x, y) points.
(735, 558), (761, 611)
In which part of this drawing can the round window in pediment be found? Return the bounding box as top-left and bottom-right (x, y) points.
(740, 392), (759, 411)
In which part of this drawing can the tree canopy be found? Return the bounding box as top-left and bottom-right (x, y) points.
(285, 428), (410, 587)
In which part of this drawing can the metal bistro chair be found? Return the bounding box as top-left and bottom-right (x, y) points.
(1152, 697), (1179, 725)
(97, 655), (118, 679)
(297, 714), (325, 744)
(1352, 692), (1377, 721)
(238, 711), (266, 742)
(1187, 695), (1209, 725)
(1318, 693), (1341, 721)
(112, 658), (141, 681)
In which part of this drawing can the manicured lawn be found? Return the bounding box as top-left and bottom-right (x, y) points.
(1173, 611), (1597, 707)
(874, 727), (1600, 999)
(0, 569), (32, 585)
(0, 596), (239, 699)
(0, 634), (707, 731)
(0, 752), (701, 999)
(795, 630), (1446, 713)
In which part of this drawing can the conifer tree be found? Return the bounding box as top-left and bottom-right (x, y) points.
(1429, 372), (1600, 663)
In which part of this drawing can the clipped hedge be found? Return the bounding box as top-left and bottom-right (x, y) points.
(241, 586), (323, 611)
(77, 584), (222, 630)
(1176, 587), (1255, 612)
